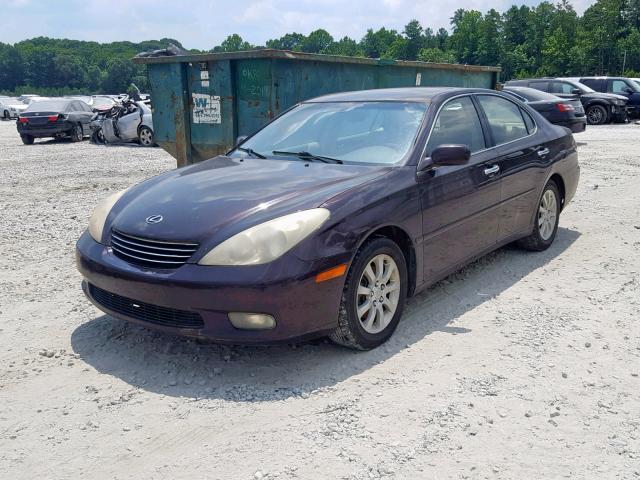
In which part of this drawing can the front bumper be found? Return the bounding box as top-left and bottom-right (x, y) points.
(76, 231), (346, 344)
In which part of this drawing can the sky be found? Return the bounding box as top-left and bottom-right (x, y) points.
(1, 0), (597, 50)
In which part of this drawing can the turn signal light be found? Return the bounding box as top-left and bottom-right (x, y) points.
(556, 103), (574, 112)
(315, 263), (347, 283)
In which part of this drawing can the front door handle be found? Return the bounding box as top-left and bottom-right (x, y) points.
(483, 165), (500, 176)
(537, 147), (550, 157)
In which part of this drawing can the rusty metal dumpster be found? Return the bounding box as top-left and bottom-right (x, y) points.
(133, 49), (501, 167)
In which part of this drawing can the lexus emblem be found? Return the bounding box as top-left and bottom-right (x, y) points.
(145, 215), (163, 224)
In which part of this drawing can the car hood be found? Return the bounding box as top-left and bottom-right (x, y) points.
(584, 92), (627, 102)
(106, 156), (388, 244)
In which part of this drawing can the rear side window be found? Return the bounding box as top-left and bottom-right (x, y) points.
(426, 96), (486, 155)
(521, 108), (536, 134)
(529, 81), (549, 92)
(581, 78), (600, 90)
(477, 95), (529, 145)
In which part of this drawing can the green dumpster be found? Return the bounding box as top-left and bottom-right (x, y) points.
(133, 49), (501, 167)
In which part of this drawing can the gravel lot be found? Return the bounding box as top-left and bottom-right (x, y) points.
(1, 120), (639, 479)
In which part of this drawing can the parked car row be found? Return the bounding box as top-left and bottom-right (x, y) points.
(9, 94), (155, 146)
(504, 76), (636, 125)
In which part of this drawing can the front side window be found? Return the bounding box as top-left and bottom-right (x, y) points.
(477, 95), (529, 145)
(236, 101), (427, 165)
(426, 96), (485, 155)
(550, 82), (575, 94)
(611, 80), (629, 94)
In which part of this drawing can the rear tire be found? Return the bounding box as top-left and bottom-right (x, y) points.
(3, 110), (9, 120)
(138, 126), (154, 147)
(517, 180), (560, 251)
(586, 104), (608, 125)
(329, 238), (408, 350)
(71, 123), (83, 142)
(20, 134), (34, 145)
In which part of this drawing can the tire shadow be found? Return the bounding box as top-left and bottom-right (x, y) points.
(71, 227), (580, 402)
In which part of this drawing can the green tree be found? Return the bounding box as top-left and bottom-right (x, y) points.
(266, 33), (306, 51)
(102, 58), (135, 93)
(450, 9), (483, 64)
(417, 48), (456, 63)
(403, 19), (425, 60)
(0, 43), (24, 90)
(300, 29), (334, 53)
(212, 34), (253, 52)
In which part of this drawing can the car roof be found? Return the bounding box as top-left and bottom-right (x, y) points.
(305, 87), (496, 103)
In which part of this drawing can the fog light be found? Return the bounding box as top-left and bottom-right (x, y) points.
(228, 312), (276, 330)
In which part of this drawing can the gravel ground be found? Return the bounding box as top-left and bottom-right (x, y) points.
(0, 120), (639, 479)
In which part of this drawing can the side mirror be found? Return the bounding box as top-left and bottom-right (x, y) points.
(571, 88), (582, 95)
(235, 135), (248, 146)
(623, 87), (633, 94)
(419, 144), (471, 171)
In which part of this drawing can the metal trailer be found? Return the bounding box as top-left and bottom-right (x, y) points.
(133, 49), (501, 167)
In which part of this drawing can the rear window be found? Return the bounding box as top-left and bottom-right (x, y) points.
(506, 88), (559, 102)
(25, 100), (70, 112)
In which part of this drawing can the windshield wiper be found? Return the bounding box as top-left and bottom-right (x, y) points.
(235, 147), (266, 159)
(272, 150), (343, 164)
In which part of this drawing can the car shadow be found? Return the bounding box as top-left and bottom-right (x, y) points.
(71, 227), (580, 402)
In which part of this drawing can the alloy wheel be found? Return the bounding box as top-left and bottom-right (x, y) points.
(356, 254), (401, 334)
(587, 106), (604, 125)
(538, 189), (557, 241)
(139, 127), (153, 146)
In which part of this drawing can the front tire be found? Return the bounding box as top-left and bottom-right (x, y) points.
(586, 104), (608, 125)
(138, 126), (154, 147)
(20, 134), (34, 145)
(3, 110), (9, 120)
(517, 180), (560, 251)
(330, 238), (408, 350)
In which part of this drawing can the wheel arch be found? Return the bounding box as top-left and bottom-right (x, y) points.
(548, 173), (566, 211)
(354, 225), (417, 297)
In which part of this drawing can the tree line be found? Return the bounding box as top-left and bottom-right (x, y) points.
(1, 0), (639, 96)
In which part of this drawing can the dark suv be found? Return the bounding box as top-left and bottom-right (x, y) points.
(574, 77), (640, 118)
(504, 78), (628, 125)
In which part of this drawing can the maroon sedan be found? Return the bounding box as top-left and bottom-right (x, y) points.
(76, 87), (579, 350)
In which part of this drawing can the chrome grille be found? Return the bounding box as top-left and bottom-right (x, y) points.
(88, 283), (204, 329)
(110, 230), (199, 269)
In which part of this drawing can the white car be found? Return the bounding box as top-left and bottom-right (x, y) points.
(0, 97), (27, 120)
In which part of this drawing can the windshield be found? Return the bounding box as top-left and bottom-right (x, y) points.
(234, 101), (428, 165)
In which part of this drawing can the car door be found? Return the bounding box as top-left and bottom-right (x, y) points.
(549, 81), (578, 100)
(117, 107), (142, 140)
(73, 101), (93, 134)
(418, 95), (501, 283)
(475, 94), (549, 240)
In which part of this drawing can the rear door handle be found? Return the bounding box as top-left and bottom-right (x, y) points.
(483, 165), (500, 176)
(537, 148), (550, 157)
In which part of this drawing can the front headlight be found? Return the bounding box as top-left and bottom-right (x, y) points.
(198, 208), (330, 266)
(88, 189), (128, 243)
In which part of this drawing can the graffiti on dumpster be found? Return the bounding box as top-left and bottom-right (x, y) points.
(192, 93), (221, 124)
